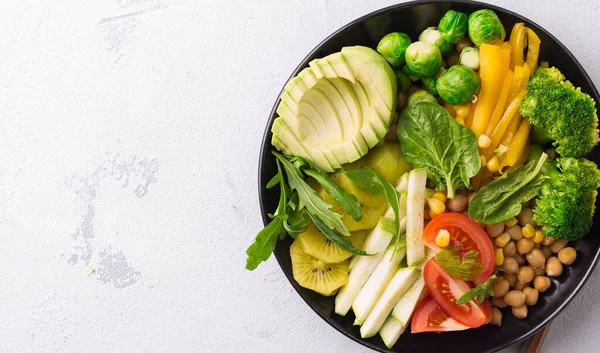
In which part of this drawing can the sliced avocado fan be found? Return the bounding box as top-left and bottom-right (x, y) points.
(272, 46), (397, 172)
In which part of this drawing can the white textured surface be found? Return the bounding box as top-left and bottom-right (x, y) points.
(0, 0), (598, 352)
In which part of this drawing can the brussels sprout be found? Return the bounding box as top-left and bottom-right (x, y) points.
(402, 65), (420, 81)
(459, 46), (480, 71)
(438, 10), (468, 44)
(436, 65), (481, 105)
(468, 9), (506, 46)
(405, 41), (442, 78)
(377, 32), (412, 68)
(422, 67), (446, 96)
(394, 69), (412, 92)
(419, 27), (452, 55)
(407, 89), (438, 106)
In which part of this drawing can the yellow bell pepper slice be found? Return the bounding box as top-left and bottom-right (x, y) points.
(499, 118), (532, 173)
(525, 28), (541, 74)
(509, 23), (526, 69)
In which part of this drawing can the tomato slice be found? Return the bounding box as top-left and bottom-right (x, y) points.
(423, 212), (494, 284)
(411, 296), (471, 333)
(482, 299), (492, 325)
(423, 258), (489, 328)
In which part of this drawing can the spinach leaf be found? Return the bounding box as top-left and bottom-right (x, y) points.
(274, 152), (350, 236)
(468, 153), (548, 223)
(344, 166), (401, 247)
(245, 160), (288, 270)
(308, 213), (370, 256)
(397, 102), (480, 199)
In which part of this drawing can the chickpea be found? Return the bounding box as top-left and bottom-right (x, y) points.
(455, 37), (473, 53)
(517, 208), (534, 226)
(396, 92), (408, 112)
(526, 249), (546, 268)
(513, 281), (526, 290)
(541, 236), (555, 246)
(408, 85), (421, 96)
(467, 192), (476, 206)
(446, 194), (468, 212)
(534, 276), (552, 292)
(506, 225), (523, 241)
(492, 278), (510, 297)
(447, 52), (459, 67)
(517, 238), (534, 255)
(502, 257), (519, 274)
(486, 222), (505, 238)
(492, 297), (509, 308)
(533, 266), (546, 277)
(503, 241), (517, 257)
(523, 287), (539, 306)
(546, 257), (563, 277)
(512, 305), (528, 319)
(541, 246), (553, 259)
(504, 290), (526, 307)
(515, 254), (526, 266)
(505, 273), (518, 287)
(518, 266), (535, 284)
(534, 242), (541, 249)
(558, 247), (577, 265)
(491, 307), (502, 326)
(550, 240), (568, 253)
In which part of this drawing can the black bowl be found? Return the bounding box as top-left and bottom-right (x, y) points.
(258, 1), (600, 352)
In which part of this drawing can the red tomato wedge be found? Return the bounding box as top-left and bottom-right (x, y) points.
(423, 212), (494, 284)
(423, 258), (489, 328)
(411, 296), (471, 333)
(482, 299), (492, 324)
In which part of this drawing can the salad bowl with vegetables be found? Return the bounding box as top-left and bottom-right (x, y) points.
(248, 1), (600, 352)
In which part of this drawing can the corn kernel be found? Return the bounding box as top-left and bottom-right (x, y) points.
(522, 224), (535, 238)
(495, 248), (505, 266)
(429, 208), (437, 220)
(427, 197), (446, 215)
(456, 117), (465, 126)
(487, 156), (499, 173)
(481, 155), (487, 167)
(478, 134), (492, 149)
(436, 229), (451, 248)
(504, 217), (518, 227)
(495, 233), (511, 247)
(533, 230), (544, 243)
(432, 191), (447, 204)
(456, 105), (470, 119)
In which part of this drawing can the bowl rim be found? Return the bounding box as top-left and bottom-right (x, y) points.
(257, 1), (600, 352)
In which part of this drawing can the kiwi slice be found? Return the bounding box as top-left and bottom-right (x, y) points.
(290, 240), (349, 296)
(297, 224), (371, 263)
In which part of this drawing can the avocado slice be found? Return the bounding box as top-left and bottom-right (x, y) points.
(272, 46), (396, 171)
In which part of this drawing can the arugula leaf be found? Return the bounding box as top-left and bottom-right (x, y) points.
(435, 246), (483, 281)
(344, 166), (401, 243)
(468, 153), (548, 223)
(397, 102), (480, 199)
(274, 152), (350, 236)
(304, 168), (362, 221)
(308, 213), (370, 256)
(456, 274), (498, 305)
(246, 160), (288, 270)
(283, 194), (309, 239)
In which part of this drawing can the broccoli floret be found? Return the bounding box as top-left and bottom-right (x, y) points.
(519, 67), (599, 157)
(533, 157), (600, 241)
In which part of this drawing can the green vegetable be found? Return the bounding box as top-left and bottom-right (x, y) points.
(459, 46), (480, 71)
(377, 32), (412, 68)
(422, 77), (438, 96)
(344, 166), (402, 245)
(468, 153), (549, 224)
(467, 9), (506, 46)
(245, 160), (290, 270)
(533, 156), (600, 241)
(394, 69), (412, 92)
(308, 212), (370, 256)
(402, 64), (420, 81)
(407, 89), (437, 106)
(457, 274), (497, 305)
(397, 102), (480, 199)
(303, 167), (362, 221)
(436, 65), (481, 105)
(519, 67), (599, 157)
(405, 41), (442, 78)
(419, 27), (452, 55)
(438, 10), (468, 44)
(435, 246), (482, 281)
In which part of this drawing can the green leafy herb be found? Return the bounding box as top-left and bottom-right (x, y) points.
(344, 165), (401, 244)
(456, 274), (498, 305)
(274, 152), (350, 236)
(282, 193), (309, 239)
(304, 168), (362, 221)
(245, 160), (289, 270)
(397, 102), (480, 199)
(468, 153), (548, 223)
(308, 213), (370, 256)
(434, 246), (483, 281)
